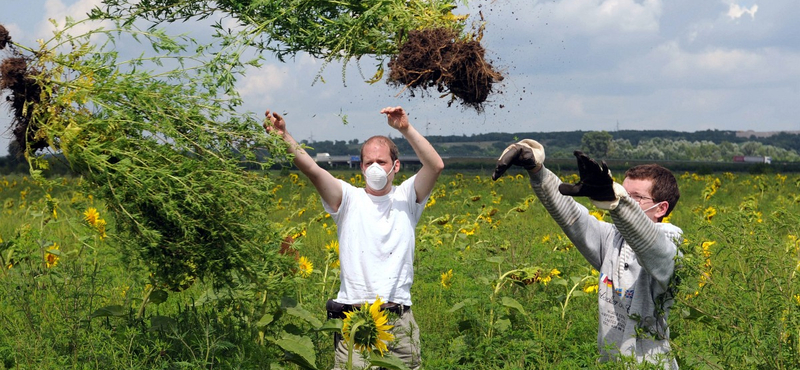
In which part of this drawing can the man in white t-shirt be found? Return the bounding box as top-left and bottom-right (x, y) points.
(264, 106), (443, 369)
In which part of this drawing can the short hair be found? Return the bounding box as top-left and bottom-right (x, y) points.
(625, 164), (680, 221)
(360, 136), (399, 163)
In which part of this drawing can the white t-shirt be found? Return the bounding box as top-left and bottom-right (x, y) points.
(322, 175), (427, 306)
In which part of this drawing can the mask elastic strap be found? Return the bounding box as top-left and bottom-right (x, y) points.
(642, 201), (663, 213)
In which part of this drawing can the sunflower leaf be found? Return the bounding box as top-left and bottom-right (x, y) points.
(486, 256), (504, 264)
(494, 317), (511, 332)
(367, 352), (411, 370)
(318, 318), (343, 332)
(285, 305), (323, 328)
(273, 333), (318, 369)
(447, 298), (476, 313)
(148, 315), (177, 332)
(501, 296), (526, 315)
(148, 290), (168, 304)
(256, 313), (274, 328)
(90, 305), (127, 318)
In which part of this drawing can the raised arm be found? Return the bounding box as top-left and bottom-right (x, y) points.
(264, 110), (343, 211)
(610, 198), (681, 289)
(492, 140), (613, 268)
(381, 106), (444, 202)
(560, 151), (679, 288)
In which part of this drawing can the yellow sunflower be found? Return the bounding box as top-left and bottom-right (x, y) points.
(425, 195), (436, 208)
(440, 269), (454, 289)
(298, 256), (313, 277)
(325, 240), (340, 255)
(84, 207), (100, 226)
(583, 284), (599, 294)
(45, 242), (60, 268)
(95, 218), (107, 239)
(341, 296), (395, 355)
(703, 206), (716, 222)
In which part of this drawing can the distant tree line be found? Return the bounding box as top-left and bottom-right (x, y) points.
(578, 131), (800, 162)
(297, 129), (800, 162)
(4, 130), (800, 175)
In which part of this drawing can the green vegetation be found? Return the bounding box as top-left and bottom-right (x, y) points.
(1, 4), (800, 369)
(2, 170), (799, 369)
(95, 0), (467, 64)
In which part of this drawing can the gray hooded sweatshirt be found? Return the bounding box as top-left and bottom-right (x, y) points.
(530, 167), (682, 369)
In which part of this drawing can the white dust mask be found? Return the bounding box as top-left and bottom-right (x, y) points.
(641, 201), (662, 213)
(364, 162), (395, 190)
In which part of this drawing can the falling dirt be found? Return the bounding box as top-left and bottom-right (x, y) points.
(387, 28), (503, 112)
(0, 24), (47, 156)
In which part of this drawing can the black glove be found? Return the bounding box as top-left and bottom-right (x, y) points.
(557, 151), (616, 201)
(492, 143), (538, 181)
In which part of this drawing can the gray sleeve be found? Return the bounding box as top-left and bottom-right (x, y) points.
(529, 168), (615, 270)
(610, 196), (680, 289)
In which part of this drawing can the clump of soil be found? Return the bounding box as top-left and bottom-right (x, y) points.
(0, 24), (47, 156)
(387, 28), (503, 111)
(0, 24), (11, 50)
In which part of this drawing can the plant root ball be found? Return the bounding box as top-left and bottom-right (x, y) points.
(1, 55), (47, 154)
(0, 24), (10, 50)
(387, 28), (503, 112)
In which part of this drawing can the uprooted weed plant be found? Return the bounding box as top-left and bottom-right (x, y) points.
(388, 28), (504, 111)
(0, 19), (320, 368)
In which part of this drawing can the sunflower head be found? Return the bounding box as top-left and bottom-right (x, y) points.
(325, 240), (339, 255)
(440, 269), (453, 289)
(298, 256), (313, 277)
(84, 207), (100, 226)
(341, 296), (395, 355)
(45, 242), (60, 268)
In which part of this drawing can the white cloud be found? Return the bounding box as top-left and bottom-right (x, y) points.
(616, 37), (800, 97)
(236, 64), (290, 103)
(548, 0), (663, 34)
(38, 0), (108, 39)
(656, 41), (764, 82)
(43, 0), (101, 21)
(694, 48), (761, 73)
(558, 94), (588, 118)
(727, 3), (758, 19)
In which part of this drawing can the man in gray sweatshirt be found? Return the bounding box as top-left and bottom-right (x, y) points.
(493, 139), (682, 369)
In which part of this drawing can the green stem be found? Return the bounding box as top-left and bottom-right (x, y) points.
(561, 276), (591, 320)
(487, 268), (523, 339)
(321, 260), (330, 294)
(346, 321), (362, 370)
(137, 284), (155, 319)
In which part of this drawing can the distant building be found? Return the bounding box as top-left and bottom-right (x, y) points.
(736, 130), (800, 138)
(733, 155), (771, 164)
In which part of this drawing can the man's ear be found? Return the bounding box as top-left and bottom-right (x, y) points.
(655, 201), (669, 220)
(393, 160), (400, 173)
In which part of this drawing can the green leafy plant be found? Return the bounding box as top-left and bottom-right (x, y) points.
(2, 18), (283, 290)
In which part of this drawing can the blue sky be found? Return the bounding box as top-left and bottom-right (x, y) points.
(2, 0), (799, 156)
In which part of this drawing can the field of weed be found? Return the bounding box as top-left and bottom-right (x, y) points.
(1, 168), (799, 369)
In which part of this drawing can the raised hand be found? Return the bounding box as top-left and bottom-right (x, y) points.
(264, 110), (286, 136)
(492, 139), (544, 181)
(380, 106), (409, 131)
(558, 151), (616, 201)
